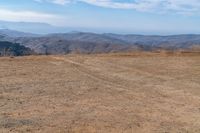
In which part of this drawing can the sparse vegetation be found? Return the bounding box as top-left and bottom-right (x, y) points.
(0, 53), (200, 132)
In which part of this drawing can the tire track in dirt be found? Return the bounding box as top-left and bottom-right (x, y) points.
(52, 56), (200, 96)
(52, 56), (130, 92)
(87, 58), (200, 95)
(86, 58), (175, 81)
(51, 56), (178, 92)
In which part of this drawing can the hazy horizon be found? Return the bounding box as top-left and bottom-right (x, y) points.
(0, 0), (200, 35)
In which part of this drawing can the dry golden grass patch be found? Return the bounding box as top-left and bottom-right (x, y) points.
(0, 52), (200, 133)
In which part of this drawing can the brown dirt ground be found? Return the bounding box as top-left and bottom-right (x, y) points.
(0, 52), (200, 133)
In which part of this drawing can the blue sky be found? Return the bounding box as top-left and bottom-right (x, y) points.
(0, 0), (200, 34)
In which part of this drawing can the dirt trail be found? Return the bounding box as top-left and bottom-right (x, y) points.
(52, 56), (130, 91)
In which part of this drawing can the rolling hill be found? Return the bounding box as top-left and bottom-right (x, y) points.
(0, 30), (200, 55)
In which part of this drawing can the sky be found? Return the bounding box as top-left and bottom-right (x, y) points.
(0, 0), (200, 34)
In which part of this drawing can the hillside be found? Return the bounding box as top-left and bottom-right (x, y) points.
(0, 53), (200, 132)
(14, 32), (200, 54)
(12, 33), (138, 54)
(1, 31), (200, 55)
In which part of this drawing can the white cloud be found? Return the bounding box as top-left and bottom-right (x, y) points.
(34, 0), (71, 5)
(79, 0), (200, 14)
(34, 0), (200, 15)
(0, 9), (67, 26)
(49, 0), (71, 5)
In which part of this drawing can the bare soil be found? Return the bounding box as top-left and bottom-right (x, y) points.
(0, 52), (200, 133)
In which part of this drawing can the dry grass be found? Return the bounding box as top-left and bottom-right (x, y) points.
(0, 52), (200, 133)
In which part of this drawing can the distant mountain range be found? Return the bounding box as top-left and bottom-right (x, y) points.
(0, 20), (70, 34)
(0, 29), (39, 37)
(0, 29), (200, 55)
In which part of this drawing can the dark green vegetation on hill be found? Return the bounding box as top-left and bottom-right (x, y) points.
(0, 41), (33, 56)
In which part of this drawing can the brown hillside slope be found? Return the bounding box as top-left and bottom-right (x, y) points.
(0, 53), (200, 133)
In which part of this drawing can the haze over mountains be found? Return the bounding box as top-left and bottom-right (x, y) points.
(0, 20), (70, 34)
(0, 29), (200, 55)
